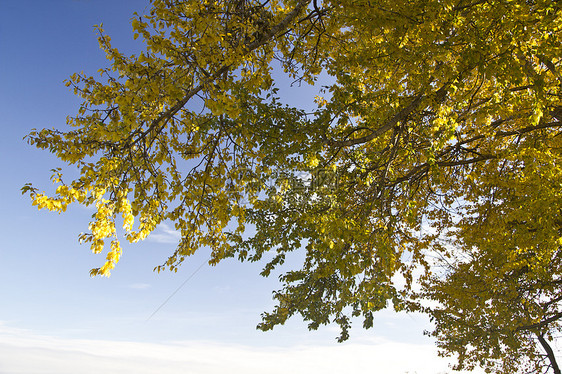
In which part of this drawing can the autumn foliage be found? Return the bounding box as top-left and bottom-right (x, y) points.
(23, 1), (562, 372)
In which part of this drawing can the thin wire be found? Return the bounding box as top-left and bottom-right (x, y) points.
(146, 258), (209, 321)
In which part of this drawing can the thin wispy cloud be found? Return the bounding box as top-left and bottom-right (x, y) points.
(0, 322), (482, 374)
(148, 222), (181, 244)
(127, 283), (151, 290)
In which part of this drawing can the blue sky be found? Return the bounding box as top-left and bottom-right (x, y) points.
(0, 1), (483, 373)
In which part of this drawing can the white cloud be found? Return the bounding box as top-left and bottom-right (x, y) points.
(148, 222), (181, 244)
(127, 283), (151, 290)
(0, 322), (482, 374)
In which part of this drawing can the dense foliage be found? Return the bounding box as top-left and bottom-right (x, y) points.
(23, 1), (562, 372)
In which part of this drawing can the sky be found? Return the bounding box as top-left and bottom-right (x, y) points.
(0, 1), (486, 373)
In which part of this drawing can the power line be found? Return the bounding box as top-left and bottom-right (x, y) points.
(146, 258), (209, 321)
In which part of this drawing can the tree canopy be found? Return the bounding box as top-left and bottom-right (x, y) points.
(23, 0), (562, 372)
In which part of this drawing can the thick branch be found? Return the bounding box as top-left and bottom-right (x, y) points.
(496, 121), (562, 137)
(389, 154), (495, 186)
(327, 93), (424, 148)
(247, 0), (311, 50)
(537, 333), (561, 374)
(517, 311), (562, 332)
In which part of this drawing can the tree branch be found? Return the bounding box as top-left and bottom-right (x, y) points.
(517, 311), (562, 332)
(125, 0), (311, 149)
(327, 93), (424, 148)
(496, 121), (562, 137)
(537, 333), (561, 374)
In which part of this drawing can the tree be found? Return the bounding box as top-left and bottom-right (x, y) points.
(22, 0), (562, 371)
(421, 142), (562, 373)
